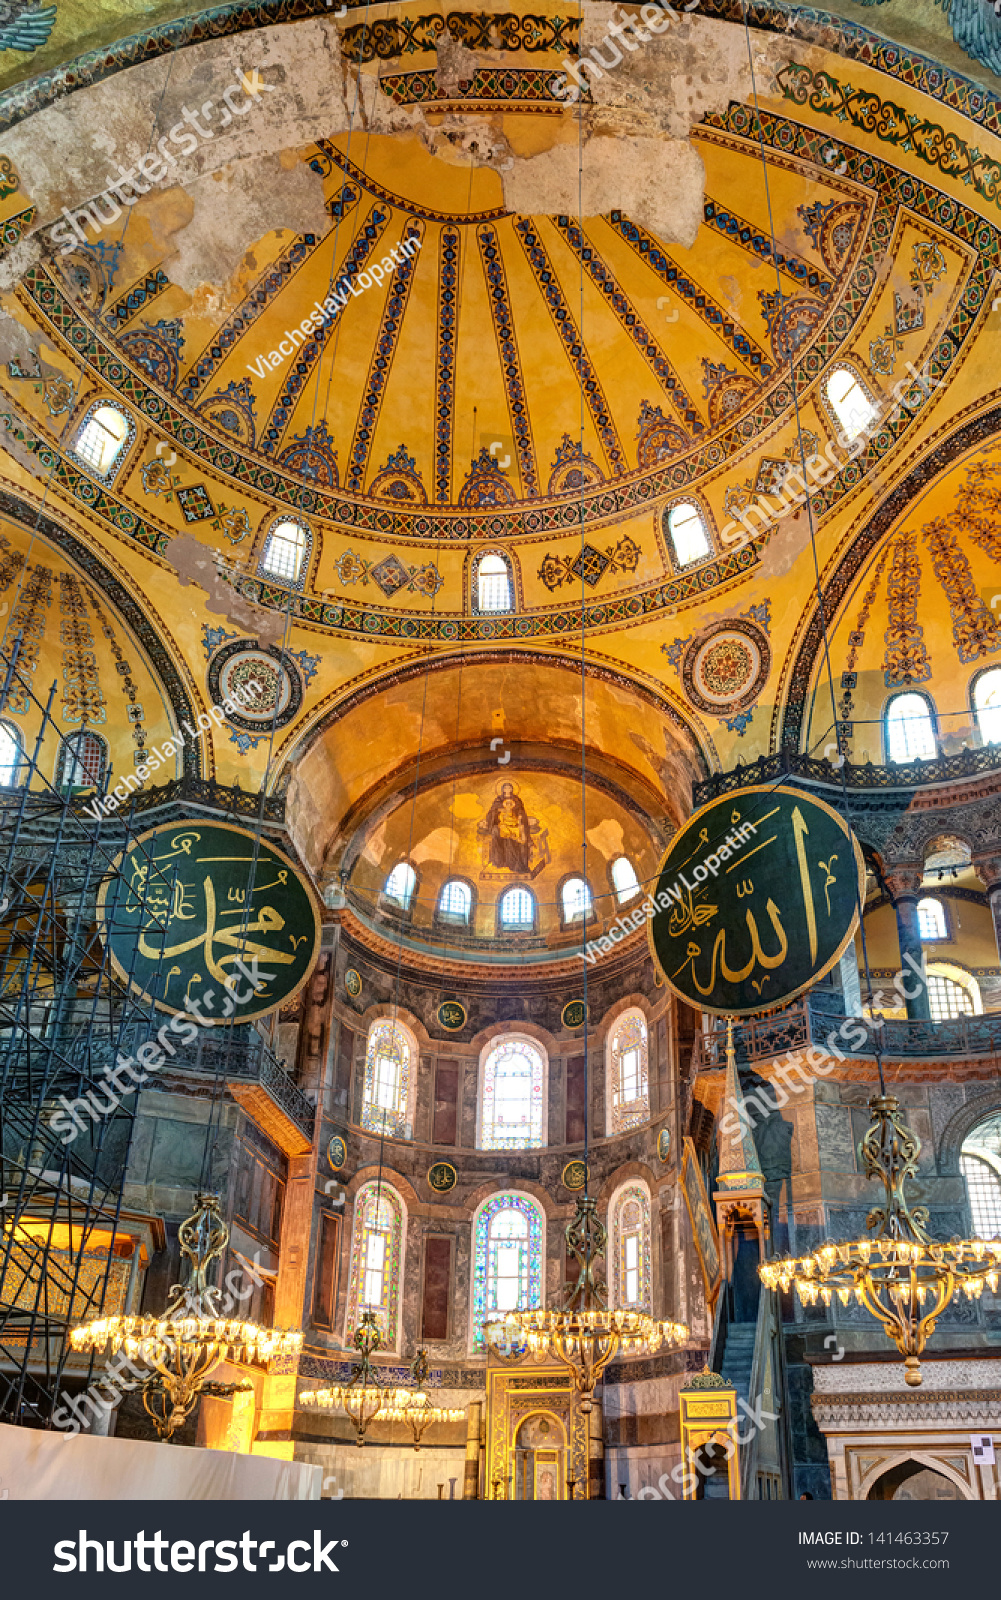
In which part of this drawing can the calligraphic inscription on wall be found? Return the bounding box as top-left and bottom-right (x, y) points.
(657, 1127), (671, 1163)
(97, 822), (322, 1022)
(344, 968), (362, 999)
(561, 1159), (589, 1192)
(561, 999), (586, 1029)
(437, 999), (466, 1031)
(327, 1134), (347, 1173)
(648, 785), (864, 1017)
(427, 1161), (458, 1193)
(681, 1137), (722, 1307)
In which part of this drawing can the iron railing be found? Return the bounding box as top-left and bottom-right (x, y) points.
(693, 998), (1001, 1071)
(693, 745), (1001, 804)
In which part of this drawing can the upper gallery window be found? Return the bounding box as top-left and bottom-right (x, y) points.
(885, 692), (936, 764)
(826, 366), (877, 443)
(607, 1008), (650, 1134)
(0, 721), (22, 786)
(926, 972), (975, 1023)
(470, 1193), (543, 1349)
(916, 897), (947, 941)
(57, 730), (107, 791)
(609, 1181), (652, 1312)
(361, 1019), (416, 1138)
(383, 861), (417, 910)
(611, 856), (640, 904)
(973, 667), (1001, 746)
(438, 879), (471, 924)
(561, 876), (593, 923)
(960, 1113), (1001, 1240)
(72, 402), (133, 480)
(476, 552), (512, 612)
(345, 1181), (405, 1348)
(478, 1036), (546, 1150)
(258, 517), (311, 587)
(667, 501), (711, 568)
(499, 885), (534, 929)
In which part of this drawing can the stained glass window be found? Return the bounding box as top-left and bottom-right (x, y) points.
(471, 1193), (543, 1349)
(57, 730), (107, 790)
(607, 1009), (649, 1134)
(479, 1036), (545, 1150)
(362, 1020), (414, 1137)
(961, 1114), (1001, 1239)
(610, 1182), (652, 1312)
(345, 1181), (404, 1346)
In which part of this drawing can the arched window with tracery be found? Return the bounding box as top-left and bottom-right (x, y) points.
(57, 730), (107, 791)
(825, 365), (877, 443)
(665, 499), (711, 569)
(499, 885), (534, 930)
(345, 1180), (405, 1347)
(917, 897), (947, 941)
(960, 1113), (1001, 1239)
(471, 1192), (543, 1349)
(606, 1008), (649, 1134)
(885, 692), (937, 764)
(438, 879), (471, 924)
(71, 400), (134, 481)
(609, 1180), (652, 1312)
(361, 1019), (416, 1138)
(258, 516), (312, 589)
(478, 1035), (546, 1150)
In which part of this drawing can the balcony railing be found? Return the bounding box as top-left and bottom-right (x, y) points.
(184, 1032), (315, 1147)
(692, 744), (1001, 803)
(692, 998), (1001, 1071)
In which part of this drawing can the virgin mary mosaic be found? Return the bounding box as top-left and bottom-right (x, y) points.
(477, 780), (551, 880)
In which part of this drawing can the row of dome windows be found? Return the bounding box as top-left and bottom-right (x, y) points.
(361, 1015), (649, 1144)
(884, 678), (1001, 762)
(0, 726), (108, 790)
(381, 856), (641, 927)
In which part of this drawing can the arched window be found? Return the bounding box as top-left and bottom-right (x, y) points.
(361, 1019), (416, 1137)
(826, 366), (877, 443)
(0, 720), (22, 786)
(561, 876), (593, 923)
(471, 1193), (543, 1349)
(973, 667), (1001, 746)
(438, 879), (471, 924)
(609, 1180), (652, 1312)
(960, 1113), (1001, 1239)
(606, 1008), (649, 1134)
(885, 692), (936, 764)
(499, 886), (534, 930)
(258, 517), (311, 587)
(57, 730), (107, 791)
(917, 897), (947, 941)
(926, 972), (975, 1022)
(72, 401), (133, 479)
(345, 1181), (405, 1347)
(476, 552), (512, 612)
(383, 861), (416, 910)
(478, 1035), (546, 1150)
(667, 500), (711, 568)
(611, 856), (640, 905)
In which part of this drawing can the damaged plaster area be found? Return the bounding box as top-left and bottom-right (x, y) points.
(0, 8), (812, 289)
(166, 534), (286, 645)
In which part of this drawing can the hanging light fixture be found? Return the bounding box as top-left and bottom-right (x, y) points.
(485, 1194), (687, 1413)
(378, 1350), (465, 1451)
(759, 1095), (1001, 1385)
(70, 1192), (302, 1440)
(299, 1310), (393, 1445)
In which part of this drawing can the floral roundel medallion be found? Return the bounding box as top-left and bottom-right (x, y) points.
(681, 619), (771, 717)
(207, 642), (303, 733)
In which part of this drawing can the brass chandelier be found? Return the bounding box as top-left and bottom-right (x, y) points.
(300, 1330), (463, 1448)
(485, 1194), (687, 1413)
(760, 1095), (1001, 1386)
(70, 1192), (302, 1439)
(378, 1350), (465, 1450)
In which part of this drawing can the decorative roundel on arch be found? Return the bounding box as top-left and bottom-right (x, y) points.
(681, 618), (771, 718)
(206, 641), (304, 733)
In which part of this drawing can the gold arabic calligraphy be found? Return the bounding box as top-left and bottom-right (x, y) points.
(676, 898), (788, 997)
(137, 875), (297, 985)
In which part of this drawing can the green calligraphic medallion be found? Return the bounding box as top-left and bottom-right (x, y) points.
(327, 1134), (347, 1173)
(344, 968), (362, 999)
(561, 1159), (588, 1191)
(657, 1128), (671, 1163)
(648, 785), (864, 1018)
(437, 999), (466, 1032)
(561, 999), (586, 1029)
(97, 821), (322, 1023)
(428, 1161), (458, 1193)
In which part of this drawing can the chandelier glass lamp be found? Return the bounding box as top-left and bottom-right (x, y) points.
(484, 1195), (687, 1413)
(759, 1095), (1001, 1386)
(378, 1350), (465, 1451)
(70, 1192), (302, 1440)
(299, 1311), (395, 1445)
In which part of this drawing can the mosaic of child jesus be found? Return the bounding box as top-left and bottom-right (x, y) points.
(483, 783), (532, 874)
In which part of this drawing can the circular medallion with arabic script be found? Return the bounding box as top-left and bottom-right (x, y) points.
(682, 620), (770, 717)
(207, 642), (303, 733)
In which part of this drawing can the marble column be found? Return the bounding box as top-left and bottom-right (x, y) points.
(974, 855), (1001, 968)
(885, 867), (930, 1021)
(463, 1402), (482, 1499)
(837, 942), (863, 1016)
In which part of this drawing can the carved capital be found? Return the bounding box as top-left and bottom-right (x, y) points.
(884, 866), (923, 902)
(974, 855), (1001, 895)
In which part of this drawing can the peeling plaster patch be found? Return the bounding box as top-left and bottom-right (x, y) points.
(0, 406), (46, 479)
(0, 234), (42, 294)
(434, 34), (481, 97)
(586, 816), (625, 860)
(166, 532), (285, 643)
(0, 312), (63, 382)
(502, 133), (705, 247)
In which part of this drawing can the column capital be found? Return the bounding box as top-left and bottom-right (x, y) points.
(974, 855), (1001, 895)
(884, 865), (923, 902)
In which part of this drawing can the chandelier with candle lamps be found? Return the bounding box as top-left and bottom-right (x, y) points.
(69, 1192), (302, 1439)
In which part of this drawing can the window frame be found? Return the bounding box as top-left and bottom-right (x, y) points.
(469, 1190), (545, 1351)
(609, 855), (641, 906)
(360, 1018), (418, 1139)
(819, 360), (879, 447)
(381, 860), (418, 915)
(883, 690), (939, 765)
(916, 896), (949, 943)
(960, 1112), (1001, 1241)
(256, 515), (313, 592)
(69, 399), (136, 484)
(435, 876), (476, 927)
(558, 872), (596, 930)
(497, 883), (537, 934)
(0, 719), (23, 787)
(970, 665), (1001, 748)
(477, 1032), (548, 1151)
(605, 1006), (651, 1135)
(344, 1179), (406, 1351)
(663, 494), (715, 573)
(470, 548), (516, 615)
(608, 1178), (653, 1313)
(56, 729), (108, 792)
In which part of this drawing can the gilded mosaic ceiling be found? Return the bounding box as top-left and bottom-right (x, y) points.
(0, 2), (998, 939)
